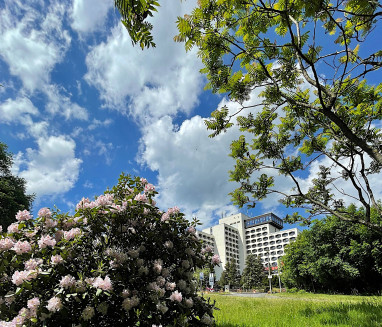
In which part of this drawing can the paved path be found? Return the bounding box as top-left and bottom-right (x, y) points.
(203, 292), (280, 298)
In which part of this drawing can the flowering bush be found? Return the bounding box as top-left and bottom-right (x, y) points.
(0, 174), (218, 326)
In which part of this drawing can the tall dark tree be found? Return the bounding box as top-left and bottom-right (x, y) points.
(220, 258), (241, 288)
(0, 142), (34, 230)
(241, 254), (265, 290)
(282, 205), (382, 293)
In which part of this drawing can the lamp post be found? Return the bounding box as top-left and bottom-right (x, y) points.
(277, 258), (282, 293)
(266, 252), (272, 294)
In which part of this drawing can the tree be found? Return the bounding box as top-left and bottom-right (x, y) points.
(220, 258), (240, 288)
(175, 0), (382, 231)
(0, 174), (217, 326)
(281, 204), (382, 293)
(0, 142), (34, 230)
(240, 254), (265, 290)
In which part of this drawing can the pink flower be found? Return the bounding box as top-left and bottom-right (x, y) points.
(46, 296), (62, 312)
(161, 212), (170, 222)
(38, 234), (56, 249)
(38, 207), (52, 218)
(211, 254), (221, 265)
(15, 210), (32, 221)
(144, 183), (155, 193)
(95, 194), (114, 207)
(27, 297), (40, 311)
(64, 228), (81, 240)
(187, 226), (196, 234)
(92, 276), (113, 291)
(165, 282), (176, 291)
(12, 240), (32, 254)
(76, 197), (90, 211)
(153, 259), (163, 274)
(11, 270), (36, 286)
(60, 275), (76, 289)
(134, 193), (147, 203)
(168, 206), (180, 215)
(7, 223), (20, 233)
(0, 237), (15, 251)
(51, 255), (64, 265)
(44, 218), (57, 228)
(25, 258), (43, 270)
(140, 178), (148, 185)
(169, 290), (182, 302)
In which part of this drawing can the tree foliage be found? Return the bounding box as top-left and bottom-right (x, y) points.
(219, 258), (240, 288)
(282, 205), (382, 293)
(175, 0), (382, 231)
(0, 142), (34, 230)
(0, 174), (217, 326)
(114, 0), (160, 49)
(240, 254), (265, 290)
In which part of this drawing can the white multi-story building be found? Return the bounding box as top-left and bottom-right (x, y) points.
(197, 212), (300, 280)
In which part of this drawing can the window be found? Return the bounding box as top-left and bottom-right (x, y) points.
(290, 237), (296, 241)
(277, 250), (283, 255)
(263, 237), (268, 241)
(270, 241), (275, 245)
(289, 231), (295, 236)
(276, 240), (282, 244)
(269, 236), (274, 240)
(277, 245), (282, 249)
(276, 234), (281, 238)
(263, 242), (268, 246)
(282, 233), (288, 237)
(283, 239), (288, 243)
(262, 227), (267, 231)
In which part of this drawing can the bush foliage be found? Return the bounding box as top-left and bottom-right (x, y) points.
(0, 174), (218, 326)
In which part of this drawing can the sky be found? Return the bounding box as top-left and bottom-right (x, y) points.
(1, 0), (380, 230)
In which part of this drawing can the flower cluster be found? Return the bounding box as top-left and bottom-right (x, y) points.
(0, 174), (217, 326)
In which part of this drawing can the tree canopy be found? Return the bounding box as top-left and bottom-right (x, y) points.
(240, 254), (265, 290)
(115, 0), (382, 231)
(282, 204), (382, 293)
(0, 143), (34, 230)
(173, 0), (382, 231)
(219, 258), (241, 288)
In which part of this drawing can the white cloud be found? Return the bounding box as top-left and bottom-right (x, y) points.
(139, 115), (241, 226)
(85, 0), (203, 124)
(0, 97), (38, 123)
(12, 135), (82, 198)
(44, 85), (88, 120)
(0, 1), (71, 92)
(70, 0), (113, 34)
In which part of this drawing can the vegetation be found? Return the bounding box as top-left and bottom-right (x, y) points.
(208, 293), (382, 327)
(0, 142), (34, 230)
(219, 258), (241, 289)
(0, 174), (218, 326)
(240, 254), (265, 290)
(173, 0), (382, 231)
(282, 205), (382, 293)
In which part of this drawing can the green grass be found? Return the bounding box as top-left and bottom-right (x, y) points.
(205, 293), (382, 327)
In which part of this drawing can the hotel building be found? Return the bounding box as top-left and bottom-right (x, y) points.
(196, 212), (300, 280)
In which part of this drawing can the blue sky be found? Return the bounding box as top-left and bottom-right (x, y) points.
(1, 0), (380, 229)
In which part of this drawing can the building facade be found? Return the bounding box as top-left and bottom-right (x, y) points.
(196, 212), (299, 280)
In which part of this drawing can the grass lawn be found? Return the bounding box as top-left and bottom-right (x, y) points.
(204, 293), (382, 327)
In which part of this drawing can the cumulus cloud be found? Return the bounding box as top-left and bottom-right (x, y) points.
(12, 135), (82, 198)
(0, 1), (71, 92)
(139, 115), (241, 226)
(70, 0), (113, 34)
(85, 0), (203, 123)
(0, 97), (38, 124)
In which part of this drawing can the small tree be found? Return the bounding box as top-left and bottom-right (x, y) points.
(240, 255), (265, 290)
(0, 142), (34, 230)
